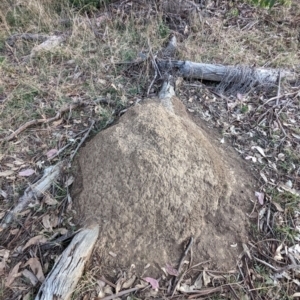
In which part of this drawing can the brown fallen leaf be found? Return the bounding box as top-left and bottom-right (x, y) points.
(65, 176), (74, 187)
(279, 183), (300, 197)
(252, 146), (266, 157)
(292, 292), (300, 298)
(108, 251), (117, 257)
(0, 170), (14, 177)
(42, 214), (52, 231)
(0, 211), (5, 220)
(23, 292), (32, 300)
(122, 275), (136, 289)
(23, 235), (47, 251)
(44, 195), (58, 206)
(24, 257), (45, 282)
(13, 159), (25, 166)
(260, 172), (268, 183)
(271, 201), (284, 212)
(143, 277), (159, 289)
(255, 191), (265, 205)
(10, 228), (19, 235)
(49, 215), (59, 228)
(52, 119), (63, 127)
(18, 168), (35, 177)
(274, 244), (284, 261)
(0, 249), (10, 258)
(165, 263), (179, 276)
(55, 227), (68, 235)
(5, 262), (22, 287)
(46, 149), (58, 159)
(178, 283), (194, 293)
(0, 259), (7, 276)
(115, 277), (125, 294)
(22, 269), (39, 286)
(0, 249), (10, 275)
(203, 269), (211, 287)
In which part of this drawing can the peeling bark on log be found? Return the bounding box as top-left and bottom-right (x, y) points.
(1, 163), (62, 229)
(35, 225), (99, 300)
(157, 60), (297, 84)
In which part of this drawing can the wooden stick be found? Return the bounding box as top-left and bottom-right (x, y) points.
(171, 237), (194, 296)
(4, 101), (84, 142)
(70, 120), (95, 161)
(100, 286), (142, 300)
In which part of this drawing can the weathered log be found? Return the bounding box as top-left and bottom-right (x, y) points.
(157, 59), (297, 84)
(35, 225), (99, 300)
(1, 163), (62, 229)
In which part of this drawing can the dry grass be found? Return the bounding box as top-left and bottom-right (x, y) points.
(0, 0), (300, 299)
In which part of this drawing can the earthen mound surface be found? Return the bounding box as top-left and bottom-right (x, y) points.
(73, 98), (256, 276)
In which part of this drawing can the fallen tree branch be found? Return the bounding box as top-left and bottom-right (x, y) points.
(4, 100), (85, 142)
(157, 60), (297, 84)
(1, 162), (62, 229)
(6, 33), (50, 47)
(35, 225), (99, 300)
(70, 120), (95, 161)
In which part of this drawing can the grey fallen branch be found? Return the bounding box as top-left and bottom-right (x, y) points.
(35, 225), (99, 300)
(1, 162), (62, 229)
(70, 120), (95, 161)
(6, 33), (50, 47)
(157, 59), (297, 85)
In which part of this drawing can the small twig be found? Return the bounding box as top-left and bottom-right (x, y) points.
(172, 270), (188, 297)
(147, 35), (167, 96)
(276, 70), (281, 105)
(171, 237), (194, 296)
(256, 91), (298, 112)
(187, 284), (243, 298)
(253, 256), (278, 271)
(4, 101), (84, 142)
(274, 112), (287, 137)
(277, 263), (300, 272)
(48, 142), (73, 161)
(276, 70), (281, 106)
(49, 128), (90, 161)
(100, 276), (117, 289)
(243, 257), (258, 300)
(266, 205), (275, 236)
(177, 237), (194, 275)
(100, 286), (142, 300)
(276, 99), (291, 116)
(70, 120), (95, 161)
(228, 283), (240, 300)
(183, 0), (204, 24)
(115, 52), (148, 65)
(188, 260), (211, 270)
(147, 56), (158, 96)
